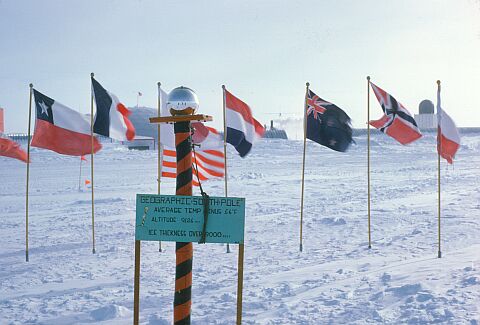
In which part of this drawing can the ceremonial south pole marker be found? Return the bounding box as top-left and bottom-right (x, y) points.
(136, 194), (245, 244)
(134, 86), (247, 325)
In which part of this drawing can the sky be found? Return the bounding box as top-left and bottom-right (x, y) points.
(1, 0), (480, 133)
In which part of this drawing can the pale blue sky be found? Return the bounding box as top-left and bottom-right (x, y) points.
(1, 0), (479, 132)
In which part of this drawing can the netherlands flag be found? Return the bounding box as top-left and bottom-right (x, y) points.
(31, 89), (102, 156)
(92, 77), (135, 141)
(436, 83), (460, 164)
(224, 88), (265, 157)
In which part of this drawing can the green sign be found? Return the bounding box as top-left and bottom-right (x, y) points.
(135, 194), (245, 244)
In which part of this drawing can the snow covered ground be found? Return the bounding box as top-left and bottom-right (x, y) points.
(0, 133), (479, 324)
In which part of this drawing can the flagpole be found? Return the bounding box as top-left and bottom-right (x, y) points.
(222, 85), (231, 254)
(367, 76), (372, 249)
(299, 82), (309, 252)
(90, 72), (96, 254)
(437, 80), (442, 259)
(157, 82), (162, 253)
(25, 83), (33, 262)
(78, 157), (82, 191)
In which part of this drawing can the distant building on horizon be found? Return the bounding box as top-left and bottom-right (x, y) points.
(414, 99), (436, 130)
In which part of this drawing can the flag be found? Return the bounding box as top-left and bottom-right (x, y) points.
(162, 123), (224, 186)
(191, 121), (224, 149)
(0, 134), (28, 162)
(437, 85), (460, 164)
(306, 89), (353, 152)
(31, 89), (102, 156)
(224, 89), (265, 157)
(162, 148), (225, 187)
(157, 87), (175, 147)
(92, 77), (135, 141)
(0, 108), (4, 133)
(81, 155), (87, 161)
(369, 82), (422, 145)
(85, 179), (91, 185)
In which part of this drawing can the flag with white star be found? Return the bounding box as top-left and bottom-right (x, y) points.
(31, 89), (102, 156)
(305, 89), (353, 152)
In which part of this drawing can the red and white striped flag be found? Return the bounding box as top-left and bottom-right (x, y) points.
(162, 148), (225, 186)
(437, 84), (460, 164)
(162, 122), (224, 186)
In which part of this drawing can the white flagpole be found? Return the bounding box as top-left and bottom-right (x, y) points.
(90, 72), (96, 254)
(437, 80), (442, 259)
(157, 82), (163, 252)
(222, 85), (231, 254)
(78, 157), (83, 191)
(367, 76), (372, 249)
(299, 82), (309, 252)
(25, 83), (33, 262)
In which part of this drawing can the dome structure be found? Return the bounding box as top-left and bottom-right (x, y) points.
(419, 99), (434, 114)
(166, 86), (199, 112)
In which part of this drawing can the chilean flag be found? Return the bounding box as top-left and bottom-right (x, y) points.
(0, 134), (28, 162)
(31, 89), (102, 156)
(437, 84), (460, 164)
(224, 88), (265, 157)
(92, 77), (135, 141)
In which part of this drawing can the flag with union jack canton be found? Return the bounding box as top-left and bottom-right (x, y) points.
(369, 82), (422, 145)
(305, 89), (353, 152)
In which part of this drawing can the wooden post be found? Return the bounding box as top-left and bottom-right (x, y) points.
(133, 240), (141, 325)
(25, 83), (33, 262)
(222, 85), (231, 254)
(90, 72), (96, 254)
(367, 76), (372, 249)
(299, 82), (309, 252)
(437, 80), (442, 259)
(236, 243), (245, 325)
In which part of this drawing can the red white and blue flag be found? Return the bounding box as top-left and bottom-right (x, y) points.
(436, 84), (460, 164)
(31, 89), (102, 156)
(224, 88), (265, 157)
(92, 77), (135, 141)
(369, 82), (422, 145)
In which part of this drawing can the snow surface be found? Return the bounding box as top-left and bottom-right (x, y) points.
(0, 133), (479, 324)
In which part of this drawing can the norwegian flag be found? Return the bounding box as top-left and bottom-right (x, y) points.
(369, 82), (422, 145)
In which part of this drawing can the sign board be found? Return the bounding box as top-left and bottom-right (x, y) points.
(136, 194), (245, 244)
